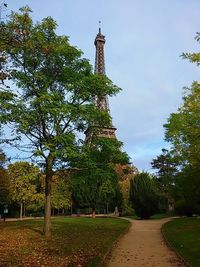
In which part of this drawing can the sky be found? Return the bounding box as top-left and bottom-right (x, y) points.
(2, 0), (200, 171)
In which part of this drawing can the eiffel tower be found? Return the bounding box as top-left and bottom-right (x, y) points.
(85, 25), (117, 142)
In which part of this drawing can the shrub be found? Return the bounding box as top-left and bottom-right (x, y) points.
(122, 203), (135, 216)
(129, 172), (159, 219)
(175, 199), (199, 217)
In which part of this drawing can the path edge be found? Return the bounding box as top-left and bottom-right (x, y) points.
(100, 217), (132, 267)
(161, 220), (191, 267)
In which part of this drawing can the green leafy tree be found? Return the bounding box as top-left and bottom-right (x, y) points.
(151, 148), (178, 211)
(164, 81), (200, 167)
(71, 138), (129, 217)
(165, 33), (200, 167)
(163, 32), (200, 216)
(0, 7), (120, 236)
(8, 161), (40, 219)
(99, 180), (115, 214)
(173, 166), (200, 216)
(0, 150), (10, 211)
(51, 173), (71, 212)
(130, 172), (159, 219)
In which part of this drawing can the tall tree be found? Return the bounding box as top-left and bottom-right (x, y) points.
(0, 7), (120, 236)
(130, 172), (159, 219)
(8, 161), (40, 219)
(0, 149), (10, 209)
(163, 32), (200, 215)
(151, 148), (178, 211)
(51, 173), (71, 213)
(165, 33), (200, 167)
(71, 138), (129, 217)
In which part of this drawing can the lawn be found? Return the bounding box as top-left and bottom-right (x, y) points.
(162, 217), (200, 267)
(0, 217), (130, 267)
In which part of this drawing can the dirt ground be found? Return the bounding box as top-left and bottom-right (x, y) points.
(106, 218), (185, 267)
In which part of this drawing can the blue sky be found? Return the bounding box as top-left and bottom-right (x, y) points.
(3, 0), (200, 171)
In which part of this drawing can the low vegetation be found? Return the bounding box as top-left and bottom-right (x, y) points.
(0, 217), (130, 267)
(162, 217), (200, 267)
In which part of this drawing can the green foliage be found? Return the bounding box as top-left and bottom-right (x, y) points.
(162, 33), (200, 217)
(51, 174), (71, 210)
(164, 81), (200, 167)
(151, 148), (178, 180)
(121, 203), (134, 216)
(129, 172), (159, 219)
(151, 148), (178, 211)
(0, 149), (8, 169)
(71, 138), (129, 211)
(0, 169), (10, 207)
(0, 150), (10, 207)
(173, 166), (200, 216)
(8, 161), (40, 207)
(0, 6), (120, 165)
(0, 7), (121, 234)
(99, 180), (115, 206)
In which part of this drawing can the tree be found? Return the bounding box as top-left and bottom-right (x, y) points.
(0, 3), (9, 89)
(8, 161), (40, 219)
(163, 32), (200, 216)
(70, 138), (129, 217)
(51, 173), (71, 213)
(0, 7), (120, 236)
(129, 172), (159, 219)
(0, 169), (10, 207)
(173, 166), (200, 216)
(0, 150), (10, 210)
(151, 148), (178, 211)
(117, 164), (138, 216)
(165, 33), (200, 167)
(99, 180), (115, 214)
(164, 82), (200, 167)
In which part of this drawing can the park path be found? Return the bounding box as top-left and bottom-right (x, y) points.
(106, 218), (185, 267)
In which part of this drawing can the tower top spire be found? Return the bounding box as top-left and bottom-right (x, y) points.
(98, 20), (101, 34)
(94, 22), (105, 74)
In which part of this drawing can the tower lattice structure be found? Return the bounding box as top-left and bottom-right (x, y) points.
(85, 27), (117, 141)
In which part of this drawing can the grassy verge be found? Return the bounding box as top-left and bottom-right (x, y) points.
(162, 217), (200, 267)
(0, 217), (129, 267)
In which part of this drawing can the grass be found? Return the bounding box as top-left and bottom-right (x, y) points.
(0, 216), (130, 267)
(162, 217), (200, 267)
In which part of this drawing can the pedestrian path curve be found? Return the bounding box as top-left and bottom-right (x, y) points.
(106, 218), (184, 267)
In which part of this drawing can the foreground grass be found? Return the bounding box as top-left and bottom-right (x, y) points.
(0, 217), (129, 267)
(162, 217), (200, 267)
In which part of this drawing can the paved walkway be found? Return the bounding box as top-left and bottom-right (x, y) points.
(106, 218), (185, 267)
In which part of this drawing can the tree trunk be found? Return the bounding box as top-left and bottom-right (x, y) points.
(114, 206), (119, 216)
(71, 201), (73, 215)
(23, 204), (26, 217)
(44, 156), (54, 237)
(92, 208), (96, 218)
(106, 203), (109, 215)
(20, 202), (23, 220)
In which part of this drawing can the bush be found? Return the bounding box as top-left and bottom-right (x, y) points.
(130, 172), (159, 219)
(175, 199), (199, 217)
(122, 203), (135, 216)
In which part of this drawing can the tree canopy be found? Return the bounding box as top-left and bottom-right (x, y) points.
(0, 7), (121, 236)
